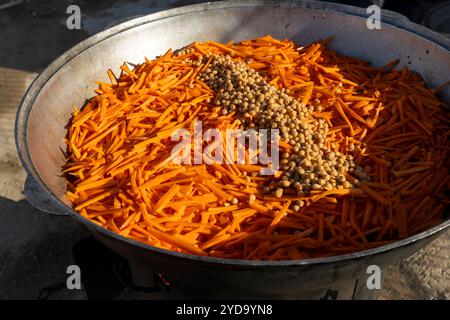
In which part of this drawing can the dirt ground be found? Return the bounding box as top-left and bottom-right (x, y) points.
(0, 0), (448, 299)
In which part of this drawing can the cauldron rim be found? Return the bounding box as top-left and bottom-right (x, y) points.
(15, 0), (450, 267)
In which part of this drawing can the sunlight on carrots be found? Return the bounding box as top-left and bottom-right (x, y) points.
(64, 36), (449, 260)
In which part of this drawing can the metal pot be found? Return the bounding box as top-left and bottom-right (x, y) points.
(15, 0), (450, 299)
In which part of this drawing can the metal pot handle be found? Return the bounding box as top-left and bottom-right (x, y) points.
(24, 175), (69, 216)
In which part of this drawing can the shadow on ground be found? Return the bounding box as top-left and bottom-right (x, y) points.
(0, 196), (88, 299)
(0, 0), (220, 72)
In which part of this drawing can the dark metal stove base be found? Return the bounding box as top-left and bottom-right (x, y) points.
(49, 237), (380, 300)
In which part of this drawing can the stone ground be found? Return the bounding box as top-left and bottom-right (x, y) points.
(0, 0), (448, 299)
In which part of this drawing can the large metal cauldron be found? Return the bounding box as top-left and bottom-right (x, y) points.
(15, 0), (450, 299)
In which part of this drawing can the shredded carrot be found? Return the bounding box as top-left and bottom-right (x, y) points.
(64, 36), (449, 260)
